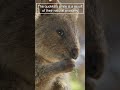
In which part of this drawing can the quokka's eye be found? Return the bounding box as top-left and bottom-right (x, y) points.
(56, 29), (64, 37)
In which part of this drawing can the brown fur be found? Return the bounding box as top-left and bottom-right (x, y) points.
(35, 0), (80, 90)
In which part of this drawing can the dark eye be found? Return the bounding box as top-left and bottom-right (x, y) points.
(56, 29), (64, 37)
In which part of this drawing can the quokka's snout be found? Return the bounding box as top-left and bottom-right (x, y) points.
(70, 47), (79, 59)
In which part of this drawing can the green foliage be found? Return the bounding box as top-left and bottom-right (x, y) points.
(70, 70), (84, 90)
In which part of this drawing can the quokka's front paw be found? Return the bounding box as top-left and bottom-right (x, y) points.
(60, 59), (75, 72)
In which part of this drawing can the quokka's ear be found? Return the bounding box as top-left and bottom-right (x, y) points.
(39, 0), (60, 15)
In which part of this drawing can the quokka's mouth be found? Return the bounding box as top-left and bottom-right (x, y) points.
(65, 58), (76, 62)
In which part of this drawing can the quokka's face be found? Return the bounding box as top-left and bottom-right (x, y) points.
(35, 14), (80, 62)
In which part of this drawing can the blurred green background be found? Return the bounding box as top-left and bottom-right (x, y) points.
(70, 69), (85, 90)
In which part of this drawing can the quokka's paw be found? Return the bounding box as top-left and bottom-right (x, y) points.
(60, 59), (75, 72)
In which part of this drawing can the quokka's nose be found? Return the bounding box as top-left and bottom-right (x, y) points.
(71, 48), (79, 59)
